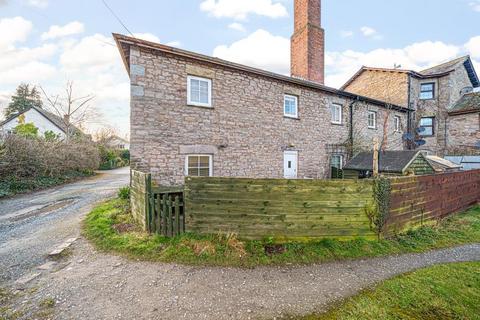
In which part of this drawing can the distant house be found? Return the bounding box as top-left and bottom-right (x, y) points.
(0, 106), (83, 138)
(105, 136), (130, 150)
(343, 151), (435, 179)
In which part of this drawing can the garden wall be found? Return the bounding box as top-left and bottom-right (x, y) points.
(184, 177), (377, 241)
(385, 170), (480, 235)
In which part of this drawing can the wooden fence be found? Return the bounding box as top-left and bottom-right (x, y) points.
(184, 177), (377, 241)
(130, 170), (150, 228)
(147, 189), (185, 236)
(385, 169), (480, 235)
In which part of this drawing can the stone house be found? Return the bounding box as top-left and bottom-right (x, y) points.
(342, 56), (480, 156)
(447, 92), (480, 153)
(114, 0), (410, 186)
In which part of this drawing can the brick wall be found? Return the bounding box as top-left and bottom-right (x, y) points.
(385, 170), (480, 235)
(447, 113), (480, 153)
(129, 46), (407, 186)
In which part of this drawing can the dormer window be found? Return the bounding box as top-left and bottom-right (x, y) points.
(420, 83), (435, 100)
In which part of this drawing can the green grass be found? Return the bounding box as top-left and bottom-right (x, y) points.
(84, 198), (480, 267)
(294, 262), (480, 320)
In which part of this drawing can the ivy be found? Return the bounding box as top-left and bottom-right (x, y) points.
(365, 177), (392, 239)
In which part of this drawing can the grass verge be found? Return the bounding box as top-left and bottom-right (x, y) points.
(294, 262), (480, 320)
(0, 170), (94, 198)
(83, 198), (480, 267)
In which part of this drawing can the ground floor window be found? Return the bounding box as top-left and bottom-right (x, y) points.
(185, 155), (212, 177)
(330, 154), (344, 179)
(419, 117), (435, 136)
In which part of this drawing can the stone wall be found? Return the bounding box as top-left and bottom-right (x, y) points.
(129, 46), (407, 186)
(344, 70), (409, 107)
(447, 112), (480, 153)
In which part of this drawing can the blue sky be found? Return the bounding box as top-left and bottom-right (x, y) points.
(1, 0), (479, 136)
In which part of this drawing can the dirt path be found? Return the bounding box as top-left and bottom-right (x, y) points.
(8, 239), (480, 320)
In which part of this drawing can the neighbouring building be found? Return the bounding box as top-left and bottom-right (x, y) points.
(343, 151), (435, 179)
(114, 0), (411, 186)
(0, 106), (82, 138)
(342, 57), (480, 156)
(104, 136), (130, 150)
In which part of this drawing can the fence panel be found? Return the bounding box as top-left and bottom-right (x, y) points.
(385, 169), (480, 235)
(148, 191), (185, 237)
(184, 177), (376, 241)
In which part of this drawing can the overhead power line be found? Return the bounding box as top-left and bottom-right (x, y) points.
(101, 0), (135, 38)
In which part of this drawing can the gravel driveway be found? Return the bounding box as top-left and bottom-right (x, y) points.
(0, 167), (129, 283)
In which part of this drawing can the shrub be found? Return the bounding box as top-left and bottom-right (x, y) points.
(118, 186), (131, 200)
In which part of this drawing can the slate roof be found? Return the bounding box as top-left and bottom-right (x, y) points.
(344, 151), (421, 173)
(448, 92), (480, 115)
(342, 56), (480, 91)
(0, 106), (83, 135)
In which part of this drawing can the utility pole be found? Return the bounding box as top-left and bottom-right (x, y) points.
(373, 137), (379, 178)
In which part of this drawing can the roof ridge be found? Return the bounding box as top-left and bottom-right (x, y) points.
(420, 55), (469, 73)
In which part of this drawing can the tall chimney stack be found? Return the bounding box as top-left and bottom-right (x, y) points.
(291, 0), (325, 84)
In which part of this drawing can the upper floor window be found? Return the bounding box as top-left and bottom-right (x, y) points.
(187, 76), (212, 107)
(185, 155), (212, 177)
(284, 95), (298, 118)
(394, 116), (401, 132)
(420, 83), (435, 100)
(330, 104), (342, 124)
(368, 111), (377, 129)
(419, 117), (435, 136)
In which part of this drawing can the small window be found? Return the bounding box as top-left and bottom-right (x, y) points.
(187, 76), (212, 107)
(420, 83), (435, 100)
(185, 155), (212, 177)
(284, 95), (298, 118)
(331, 155), (343, 169)
(394, 116), (401, 132)
(419, 117), (435, 136)
(368, 111), (377, 129)
(330, 104), (342, 124)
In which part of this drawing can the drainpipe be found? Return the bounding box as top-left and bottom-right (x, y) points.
(407, 74), (412, 149)
(348, 98), (358, 158)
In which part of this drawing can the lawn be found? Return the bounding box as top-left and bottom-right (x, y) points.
(83, 195), (480, 267)
(295, 262), (480, 320)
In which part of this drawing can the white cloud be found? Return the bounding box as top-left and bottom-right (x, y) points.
(469, 0), (480, 12)
(213, 29), (290, 75)
(133, 33), (160, 43)
(212, 29), (480, 90)
(0, 16), (33, 49)
(465, 36), (480, 58)
(228, 22), (246, 32)
(26, 0), (48, 8)
(200, 0), (288, 20)
(340, 30), (354, 38)
(360, 26), (382, 40)
(41, 21), (85, 41)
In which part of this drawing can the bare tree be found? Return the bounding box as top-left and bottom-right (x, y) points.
(41, 81), (99, 139)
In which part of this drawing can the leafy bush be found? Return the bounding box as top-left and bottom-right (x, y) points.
(118, 186), (131, 200)
(98, 145), (129, 170)
(13, 123), (39, 138)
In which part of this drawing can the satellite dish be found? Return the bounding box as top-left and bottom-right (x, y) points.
(402, 133), (414, 141)
(415, 140), (426, 146)
(416, 127), (426, 133)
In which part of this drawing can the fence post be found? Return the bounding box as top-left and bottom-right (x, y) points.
(175, 196), (180, 236)
(168, 195), (173, 237)
(146, 174), (153, 233)
(161, 194), (168, 236)
(155, 195), (161, 233)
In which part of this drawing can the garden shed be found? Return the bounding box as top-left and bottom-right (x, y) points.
(343, 151), (435, 179)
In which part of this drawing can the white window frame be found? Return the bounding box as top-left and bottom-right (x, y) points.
(284, 94), (298, 118)
(368, 111), (377, 129)
(330, 104), (342, 124)
(187, 75), (212, 107)
(330, 154), (343, 169)
(394, 116), (401, 132)
(184, 154), (213, 177)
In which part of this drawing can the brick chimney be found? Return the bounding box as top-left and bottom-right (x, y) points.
(291, 0), (325, 84)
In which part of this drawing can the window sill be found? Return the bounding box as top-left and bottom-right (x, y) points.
(331, 122), (343, 126)
(419, 98), (435, 101)
(284, 115), (300, 120)
(368, 126), (377, 130)
(187, 103), (214, 109)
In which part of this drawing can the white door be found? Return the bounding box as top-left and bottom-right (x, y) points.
(284, 151), (298, 178)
